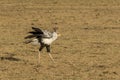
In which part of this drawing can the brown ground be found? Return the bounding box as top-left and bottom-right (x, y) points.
(0, 0), (120, 80)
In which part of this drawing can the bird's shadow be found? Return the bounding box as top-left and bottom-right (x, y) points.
(0, 56), (20, 61)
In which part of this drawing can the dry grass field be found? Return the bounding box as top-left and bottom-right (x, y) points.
(0, 0), (120, 80)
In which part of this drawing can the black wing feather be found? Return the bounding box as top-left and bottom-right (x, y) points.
(25, 27), (44, 39)
(32, 27), (43, 34)
(29, 31), (41, 34)
(24, 35), (36, 39)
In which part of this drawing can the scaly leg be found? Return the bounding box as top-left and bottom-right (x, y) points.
(38, 51), (41, 63)
(46, 45), (55, 63)
(38, 45), (45, 63)
(48, 53), (55, 63)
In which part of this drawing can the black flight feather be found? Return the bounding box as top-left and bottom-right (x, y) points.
(25, 27), (44, 39)
(29, 31), (41, 34)
(24, 35), (36, 39)
(32, 27), (43, 34)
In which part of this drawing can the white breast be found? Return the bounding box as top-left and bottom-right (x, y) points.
(42, 32), (58, 45)
(42, 38), (54, 45)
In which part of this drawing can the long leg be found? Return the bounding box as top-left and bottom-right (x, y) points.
(48, 53), (55, 63)
(46, 45), (55, 63)
(38, 45), (45, 63)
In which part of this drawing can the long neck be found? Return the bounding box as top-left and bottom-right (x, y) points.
(52, 32), (58, 41)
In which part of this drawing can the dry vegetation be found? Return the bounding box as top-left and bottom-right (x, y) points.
(0, 0), (120, 80)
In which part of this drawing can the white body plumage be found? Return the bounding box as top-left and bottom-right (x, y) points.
(42, 32), (58, 45)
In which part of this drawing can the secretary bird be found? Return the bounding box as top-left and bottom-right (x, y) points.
(25, 27), (60, 63)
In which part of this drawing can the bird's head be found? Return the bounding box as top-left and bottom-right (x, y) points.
(53, 27), (61, 37)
